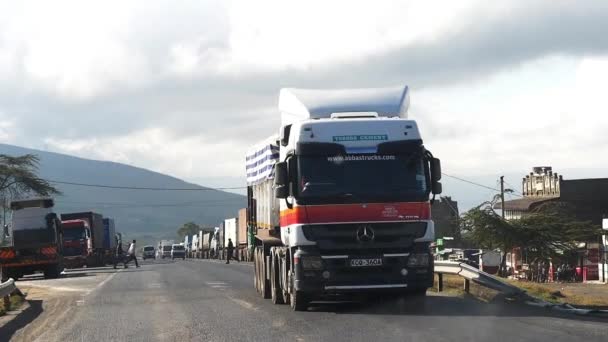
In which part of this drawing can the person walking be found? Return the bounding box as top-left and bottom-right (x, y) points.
(226, 238), (234, 264)
(113, 234), (128, 269)
(125, 239), (140, 268)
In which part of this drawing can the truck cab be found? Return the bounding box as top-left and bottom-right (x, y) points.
(249, 86), (442, 310)
(61, 219), (92, 268)
(0, 198), (64, 281)
(161, 245), (172, 259)
(171, 244), (186, 260)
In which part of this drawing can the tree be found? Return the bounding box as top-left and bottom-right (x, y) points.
(461, 200), (603, 277)
(460, 202), (521, 275)
(0, 154), (60, 221)
(176, 222), (201, 240)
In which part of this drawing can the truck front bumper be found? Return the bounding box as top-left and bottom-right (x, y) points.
(293, 251), (434, 294)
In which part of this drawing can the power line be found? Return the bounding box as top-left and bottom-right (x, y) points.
(504, 180), (523, 196)
(441, 172), (522, 198)
(441, 172), (501, 192)
(47, 179), (246, 191)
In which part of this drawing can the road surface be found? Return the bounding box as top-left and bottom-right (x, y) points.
(2, 259), (606, 342)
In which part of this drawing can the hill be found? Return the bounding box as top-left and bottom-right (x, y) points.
(0, 144), (246, 238)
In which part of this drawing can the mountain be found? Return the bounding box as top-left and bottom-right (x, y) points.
(0, 144), (246, 237)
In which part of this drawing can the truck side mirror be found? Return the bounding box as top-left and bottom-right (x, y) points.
(280, 125), (292, 147)
(430, 158), (442, 182)
(275, 162), (288, 186)
(275, 185), (289, 199)
(3, 224), (8, 238)
(432, 182), (442, 195)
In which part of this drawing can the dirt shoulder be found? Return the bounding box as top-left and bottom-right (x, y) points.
(432, 273), (608, 309)
(506, 280), (608, 309)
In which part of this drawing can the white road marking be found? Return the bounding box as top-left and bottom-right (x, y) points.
(229, 297), (258, 311)
(84, 268), (123, 296)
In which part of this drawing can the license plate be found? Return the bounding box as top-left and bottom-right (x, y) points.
(350, 258), (382, 267)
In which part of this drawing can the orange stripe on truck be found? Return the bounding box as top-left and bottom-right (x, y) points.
(280, 202), (431, 226)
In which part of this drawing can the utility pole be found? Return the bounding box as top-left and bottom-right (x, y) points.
(500, 176), (505, 219)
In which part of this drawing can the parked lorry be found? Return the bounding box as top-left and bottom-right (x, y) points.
(0, 198), (64, 280)
(191, 233), (199, 258)
(210, 226), (223, 259)
(201, 231), (212, 258)
(102, 218), (117, 256)
(61, 219), (92, 268)
(158, 240), (174, 259)
(248, 86), (442, 310)
(237, 208), (250, 261)
(61, 212), (108, 267)
(224, 218), (237, 260)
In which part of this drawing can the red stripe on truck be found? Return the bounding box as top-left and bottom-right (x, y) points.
(280, 202), (430, 226)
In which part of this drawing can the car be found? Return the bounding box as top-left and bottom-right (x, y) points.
(142, 245), (155, 260)
(171, 244), (186, 260)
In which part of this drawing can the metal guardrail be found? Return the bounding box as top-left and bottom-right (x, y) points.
(434, 260), (524, 296)
(0, 278), (16, 298)
(434, 261), (608, 317)
(1, 278), (18, 312)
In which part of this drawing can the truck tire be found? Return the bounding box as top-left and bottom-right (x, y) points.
(254, 248), (260, 294)
(271, 252), (284, 305)
(44, 263), (61, 279)
(255, 248), (270, 298)
(290, 291), (310, 311)
(261, 250), (270, 299)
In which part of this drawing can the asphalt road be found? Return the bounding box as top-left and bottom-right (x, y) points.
(2, 258), (607, 342)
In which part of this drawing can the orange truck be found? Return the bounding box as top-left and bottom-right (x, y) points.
(0, 198), (64, 281)
(61, 219), (92, 269)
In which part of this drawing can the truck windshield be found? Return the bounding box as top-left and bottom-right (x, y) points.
(173, 246), (185, 251)
(297, 154), (428, 204)
(163, 246), (172, 251)
(144, 246), (154, 251)
(64, 228), (86, 241)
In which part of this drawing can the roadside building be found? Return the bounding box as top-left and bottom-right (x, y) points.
(495, 166), (608, 282)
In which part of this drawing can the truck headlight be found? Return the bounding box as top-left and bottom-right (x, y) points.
(301, 256), (323, 270)
(407, 254), (430, 267)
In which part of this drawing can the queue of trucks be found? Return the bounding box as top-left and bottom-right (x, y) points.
(0, 197), (122, 281)
(1, 86), (442, 311)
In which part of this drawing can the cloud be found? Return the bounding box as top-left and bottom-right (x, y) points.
(0, 0), (607, 186)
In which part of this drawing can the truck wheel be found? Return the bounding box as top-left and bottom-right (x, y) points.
(44, 264), (61, 279)
(271, 252), (284, 304)
(290, 291), (310, 311)
(254, 248), (260, 293)
(260, 250), (270, 299)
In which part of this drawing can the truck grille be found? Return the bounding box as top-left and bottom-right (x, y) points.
(302, 222), (427, 254)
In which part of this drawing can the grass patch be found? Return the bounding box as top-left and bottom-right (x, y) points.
(505, 280), (560, 303)
(0, 293), (25, 316)
(432, 274), (608, 308)
(505, 280), (608, 308)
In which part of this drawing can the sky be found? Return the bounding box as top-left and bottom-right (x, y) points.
(1, 0), (608, 198)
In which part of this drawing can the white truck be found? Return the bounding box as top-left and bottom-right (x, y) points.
(248, 86), (442, 310)
(158, 239), (174, 259)
(224, 218), (237, 260)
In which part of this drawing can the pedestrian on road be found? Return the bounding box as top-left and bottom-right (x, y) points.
(125, 239), (140, 268)
(113, 234), (128, 269)
(226, 238), (234, 264)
